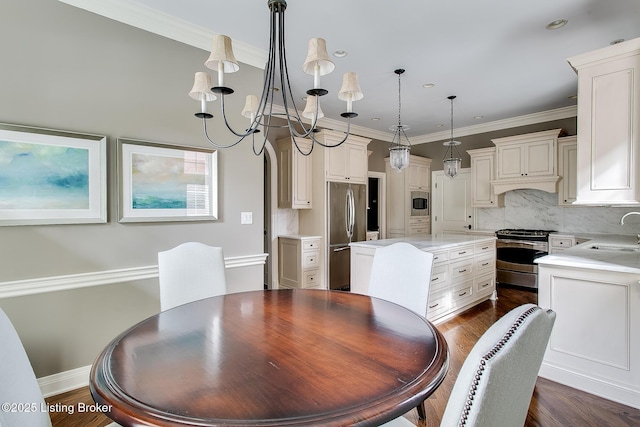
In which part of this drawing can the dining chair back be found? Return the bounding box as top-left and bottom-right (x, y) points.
(158, 242), (227, 311)
(380, 303), (555, 427)
(440, 303), (555, 427)
(0, 308), (52, 427)
(367, 242), (434, 317)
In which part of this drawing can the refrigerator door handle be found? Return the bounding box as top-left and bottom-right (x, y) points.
(346, 187), (355, 240)
(344, 191), (351, 239)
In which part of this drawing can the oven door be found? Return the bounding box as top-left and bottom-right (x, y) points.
(496, 240), (547, 274)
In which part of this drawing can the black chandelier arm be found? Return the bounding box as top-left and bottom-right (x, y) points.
(202, 118), (247, 149)
(309, 119), (352, 148)
(217, 95), (259, 138)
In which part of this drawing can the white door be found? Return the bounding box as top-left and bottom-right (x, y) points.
(431, 169), (472, 234)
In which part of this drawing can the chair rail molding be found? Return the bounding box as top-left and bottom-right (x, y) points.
(0, 253), (269, 299)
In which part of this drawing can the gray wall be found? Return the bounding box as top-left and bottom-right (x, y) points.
(0, 0), (265, 377)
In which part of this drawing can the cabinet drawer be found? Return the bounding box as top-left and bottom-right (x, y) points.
(450, 258), (474, 282)
(430, 266), (449, 292)
(475, 274), (495, 296)
(474, 241), (495, 255)
(452, 280), (474, 304)
(427, 291), (451, 319)
(303, 251), (320, 268)
(409, 227), (428, 235)
(302, 269), (320, 288)
(450, 245), (474, 260)
(550, 237), (574, 248)
(409, 217), (429, 225)
(431, 250), (449, 265)
(303, 240), (320, 250)
(474, 255), (494, 275)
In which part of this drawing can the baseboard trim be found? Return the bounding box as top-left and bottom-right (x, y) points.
(539, 362), (640, 409)
(0, 253), (268, 299)
(39, 365), (91, 398)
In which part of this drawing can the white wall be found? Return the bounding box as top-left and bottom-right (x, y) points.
(0, 0), (265, 378)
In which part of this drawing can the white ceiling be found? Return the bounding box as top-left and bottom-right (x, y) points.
(60, 0), (640, 144)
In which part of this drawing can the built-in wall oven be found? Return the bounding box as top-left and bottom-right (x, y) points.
(495, 229), (554, 290)
(410, 191), (429, 216)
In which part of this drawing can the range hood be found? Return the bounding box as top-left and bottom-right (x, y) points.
(490, 176), (560, 195)
(489, 128), (563, 195)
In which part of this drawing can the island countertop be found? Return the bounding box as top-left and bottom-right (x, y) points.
(536, 234), (640, 274)
(349, 233), (496, 251)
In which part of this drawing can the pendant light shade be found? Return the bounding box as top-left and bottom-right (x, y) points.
(389, 69), (411, 172)
(443, 95), (462, 178)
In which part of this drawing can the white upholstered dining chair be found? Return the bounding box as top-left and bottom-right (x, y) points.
(367, 242), (435, 317)
(158, 242), (227, 311)
(366, 241), (434, 419)
(0, 308), (52, 427)
(381, 303), (556, 427)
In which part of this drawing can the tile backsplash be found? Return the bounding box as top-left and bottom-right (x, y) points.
(476, 189), (640, 235)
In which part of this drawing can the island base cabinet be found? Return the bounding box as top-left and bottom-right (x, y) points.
(538, 265), (640, 409)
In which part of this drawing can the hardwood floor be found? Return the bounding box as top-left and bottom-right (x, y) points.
(46, 287), (640, 426)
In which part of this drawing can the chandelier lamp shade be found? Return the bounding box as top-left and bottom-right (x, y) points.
(443, 95), (462, 178)
(188, 0), (363, 156)
(388, 69), (411, 172)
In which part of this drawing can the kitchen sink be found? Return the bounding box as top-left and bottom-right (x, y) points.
(588, 244), (640, 253)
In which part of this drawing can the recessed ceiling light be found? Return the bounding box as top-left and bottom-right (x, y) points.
(610, 39), (625, 45)
(434, 124), (444, 128)
(333, 50), (348, 58)
(370, 117), (380, 121)
(545, 19), (568, 30)
(474, 115), (484, 120)
(422, 83), (435, 89)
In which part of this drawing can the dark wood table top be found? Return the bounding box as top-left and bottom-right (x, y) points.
(90, 289), (449, 426)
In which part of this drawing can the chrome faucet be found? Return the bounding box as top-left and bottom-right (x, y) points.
(620, 212), (640, 244)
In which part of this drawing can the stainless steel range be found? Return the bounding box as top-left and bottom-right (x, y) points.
(495, 229), (554, 290)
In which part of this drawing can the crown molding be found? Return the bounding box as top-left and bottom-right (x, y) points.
(410, 105), (577, 145)
(57, 1), (577, 144)
(57, 0), (268, 68)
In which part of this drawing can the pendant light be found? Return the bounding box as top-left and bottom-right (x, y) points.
(389, 69), (411, 172)
(443, 95), (462, 178)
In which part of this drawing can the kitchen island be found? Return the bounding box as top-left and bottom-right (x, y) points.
(536, 235), (640, 409)
(350, 233), (496, 324)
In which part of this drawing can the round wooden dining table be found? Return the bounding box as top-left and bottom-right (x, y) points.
(90, 289), (449, 426)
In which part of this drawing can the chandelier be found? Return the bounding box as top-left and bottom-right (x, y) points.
(443, 95), (462, 178)
(388, 69), (411, 172)
(188, 0), (363, 156)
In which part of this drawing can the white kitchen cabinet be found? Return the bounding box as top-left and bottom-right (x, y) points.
(568, 37), (640, 205)
(276, 138), (312, 209)
(490, 129), (562, 195)
(409, 157), (431, 190)
(467, 147), (504, 207)
(324, 136), (368, 184)
(538, 263), (640, 409)
(385, 155), (432, 237)
(278, 235), (322, 289)
(365, 231), (379, 241)
(557, 136), (577, 206)
(548, 234), (576, 254)
(408, 216), (430, 236)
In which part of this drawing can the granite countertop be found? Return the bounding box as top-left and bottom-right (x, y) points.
(349, 232), (495, 251)
(537, 234), (640, 274)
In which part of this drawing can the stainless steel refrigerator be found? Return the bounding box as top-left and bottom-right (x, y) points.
(328, 182), (366, 290)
